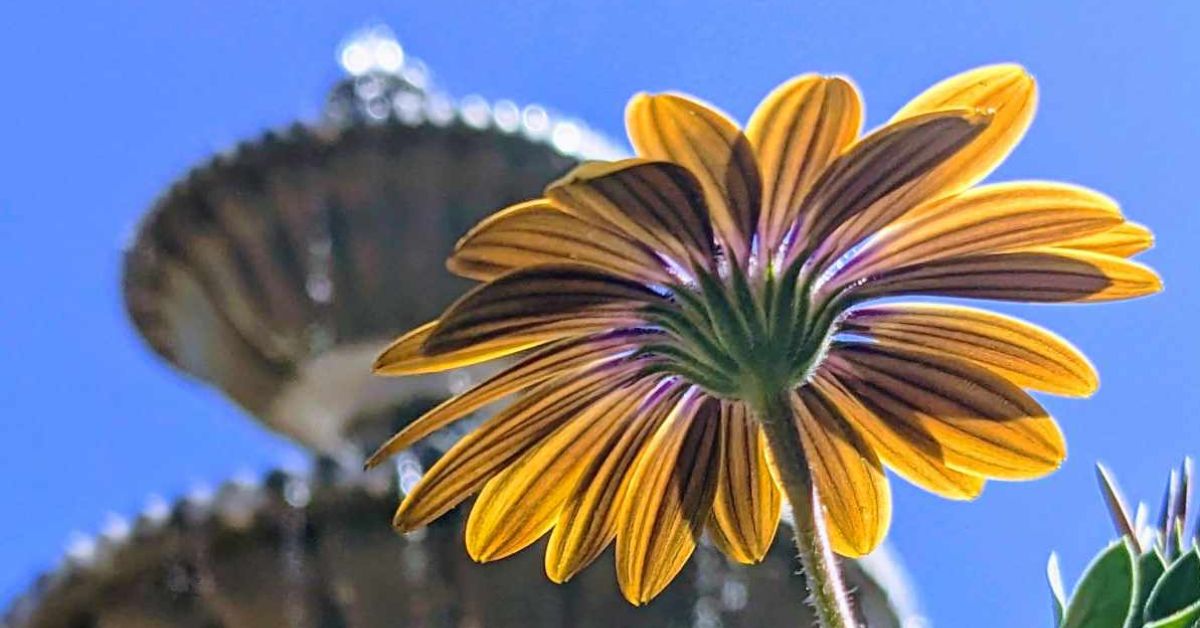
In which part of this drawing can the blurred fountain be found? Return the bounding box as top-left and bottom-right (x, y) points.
(4, 26), (923, 628)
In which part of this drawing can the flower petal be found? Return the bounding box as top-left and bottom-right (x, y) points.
(465, 377), (658, 562)
(825, 342), (1066, 480)
(829, 182), (1123, 290)
(626, 93), (761, 263)
(708, 401), (781, 564)
(448, 198), (672, 284)
(793, 387), (891, 557)
(545, 381), (683, 583)
(789, 109), (990, 262)
(746, 75), (862, 253)
(366, 332), (639, 468)
(425, 264), (660, 355)
(391, 361), (639, 531)
(616, 389), (720, 605)
(546, 159), (716, 272)
(890, 63), (1037, 199)
(848, 248), (1163, 304)
(1054, 221), (1154, 258)
(841, 303), (1098, 397)
(812, 371), (985, 499)
(374, 320), (547, 376)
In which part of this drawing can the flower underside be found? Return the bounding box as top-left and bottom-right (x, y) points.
(366, 63), (1162, 605)
(641, 259), (831, 402)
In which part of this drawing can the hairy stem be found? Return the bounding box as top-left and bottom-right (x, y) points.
(753, 390), (856, 628)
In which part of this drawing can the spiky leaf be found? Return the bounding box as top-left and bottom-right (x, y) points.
(1048, 552), (1067, 626)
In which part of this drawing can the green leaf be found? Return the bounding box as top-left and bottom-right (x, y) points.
(1063, 540), (1137, 628)
(1145, 548), (1200, 624)
(1144, 599), (1200, 628)
(1049, 553), (1067, 626)
(1129, 550), (1170, 628)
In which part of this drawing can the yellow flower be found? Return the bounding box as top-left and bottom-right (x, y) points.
(369, 64), (1161, 605)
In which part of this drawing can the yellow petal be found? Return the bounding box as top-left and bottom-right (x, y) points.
(808, 66), (1034, 270)
(626, 93), (761, 263)
(1054, 221), (1154, 258)
(708, 401), (781, 564)
(793, 387), (891, 557)
(842, 303), (1097, 397)
(746, 75), (862, 253)
(826, 342), (1066, 480)
(890, 63), (1037, 199)
(546, 381), (684, 583)
(829, 182), (1123, 290)
(465, 378), (657, 562)
(391, 362), (638, 532)
(373, 320), (546, 376)
(616, 389), (720, 605)
(449, 198), (672, 284)
(366, 332), (638, 468)
(852, 248), (1163, 304)
(425, 264), (658, 355)
(812, 372), (986, 500)
(790, 109), (990, 263)
(546, 158), (716, 273)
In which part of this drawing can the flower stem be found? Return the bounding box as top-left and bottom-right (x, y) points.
(753, 390), (856, 628)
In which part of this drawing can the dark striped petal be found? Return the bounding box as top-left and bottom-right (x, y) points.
(790, 109), (990, 263)
(545, 380), (682, 583)
(626, 93), (761, 264)
(812, 371), (986, 499)
(830, 182), (1123, 290)
(546, 159), (716, 273)
(825, 342), (1066, 480)
(708, 401), (781, 564)
(392, 361), (639, 532)
(374, 320), (548, 376)
(425, 264), (660, 355)
(890, 64), (1037, 200)
(366, 332), (639, 468)
(1054, 221), (1154, 258)
(811, 66), (1040, 272)
(746, 75), (862, 254)
(847, 248), (1162, 303)
(448, 199), (672, 284)
(842, 303), (1097, 397)
(616, 389), (720, 605)
(793, 386), (891, 557)
(465, 378), (658, 562)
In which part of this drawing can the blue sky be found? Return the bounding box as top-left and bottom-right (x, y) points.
(1, 2), (1197, 625)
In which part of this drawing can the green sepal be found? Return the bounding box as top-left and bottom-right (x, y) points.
(1145, 548), (1200, 624)
(766, 260), (803, 341)
(635, 348), (734, 398)
(727, 263), (766, 340)
(641, 304), (738, 374)
(1062, 540), (1137, 628)
(694, 268), (750, 355)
